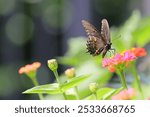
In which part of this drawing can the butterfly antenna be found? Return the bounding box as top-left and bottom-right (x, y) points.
(112, 34), (121, 42)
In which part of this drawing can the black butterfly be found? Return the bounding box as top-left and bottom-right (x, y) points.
(82, 19), (112, 58)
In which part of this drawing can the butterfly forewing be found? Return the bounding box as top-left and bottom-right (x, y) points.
(101, 19), (111, 43)
(82, 20), (100, 38)
(82, 20), (105, 56)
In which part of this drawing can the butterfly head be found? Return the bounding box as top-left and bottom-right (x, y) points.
(106, 42), (112, 50)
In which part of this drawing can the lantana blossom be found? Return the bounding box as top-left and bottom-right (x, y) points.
(18, 62), (41, 74)
(102, 51), (136, 72)
(102, 48), (147, 72)
(130, 48), (147, 57)
(112, 88), (136, 100)
(121, 48), (147, 58)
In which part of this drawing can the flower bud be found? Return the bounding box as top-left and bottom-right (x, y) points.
(89, 83), (98, 93)
(65, 68), (76, 79)
(47, 59), (58, 71)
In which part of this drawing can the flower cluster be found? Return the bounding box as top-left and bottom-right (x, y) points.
(102, 52), (136, 72)
(18, 62), (41, 74)
(112, 88), (136, 100)
(102, 48), (147, 72)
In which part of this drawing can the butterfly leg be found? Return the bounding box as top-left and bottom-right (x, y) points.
(94, 48), (103, 56)
(103, 48), (115, 58)
(110, 48), (116, 55)
(102, 49), (107, 58)
(108, 51), (112, 57)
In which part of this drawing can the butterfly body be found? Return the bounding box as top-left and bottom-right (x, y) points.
(82, 19), (112, 58)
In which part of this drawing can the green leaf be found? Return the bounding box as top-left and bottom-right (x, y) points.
(61, 74), (91, 91)
(83, 88), (115, 100)
(96, 88), (115, 100)
(23, 83), (62, 94)
(83, 87), (124, 100)
(102, 87), (124, 100)
(65, 89), (77, 100)
(83, 94), (96, 100)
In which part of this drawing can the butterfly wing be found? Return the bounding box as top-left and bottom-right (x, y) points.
(101, 19), (112, 58)
(82, 20), (105, 56)
(101, 19), (111, 44)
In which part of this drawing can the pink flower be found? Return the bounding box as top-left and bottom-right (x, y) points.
(102, 51), (136, 72)
(112, 88), (136, 100)
(102, 47), (147, 72)
(123, 51), (136, 61)
(102, 58), (112, 67)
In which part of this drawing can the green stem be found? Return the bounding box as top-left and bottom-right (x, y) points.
(93, 92), (97, 100)
(32, 79), (44, 100)
(53, 71), (61, 84)
(132, 63), (144, 99)
(75, 86), (80, 100)
(53, 70), (67, 100)
(62, 92), (68, 100)
(117, 70), (128, 89)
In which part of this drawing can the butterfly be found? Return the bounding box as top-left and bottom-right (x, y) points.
(82, 19), (113, 58)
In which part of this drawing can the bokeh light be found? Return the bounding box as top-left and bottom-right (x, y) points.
(5, 13), (34, 45)
(41, 0), (73, 31)
(23, 0), (42, 4)
(0, 0), (16, 15)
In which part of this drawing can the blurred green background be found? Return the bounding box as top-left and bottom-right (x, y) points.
(0, 0), (150, 99)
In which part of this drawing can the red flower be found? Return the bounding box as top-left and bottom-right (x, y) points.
(112, 88), (136, 100)
(18, 62), (41, 74)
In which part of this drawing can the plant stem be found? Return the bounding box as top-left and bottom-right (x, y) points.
(75, 86), (80, 100)
(32, 79), (44, 100)
(53, 70), (61, 84)
(117, 70), (128, 89)
(132, 63), (144, 99)
(93, 92), (98, 100)
(53, 70), (67, 100)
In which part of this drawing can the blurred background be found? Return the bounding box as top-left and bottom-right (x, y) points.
(0, 0), (150, 99)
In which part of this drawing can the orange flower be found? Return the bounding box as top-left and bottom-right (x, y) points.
(112, 88), (136, 100)
(18, 62), (41, 74)
(131, 48), (147, 57)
